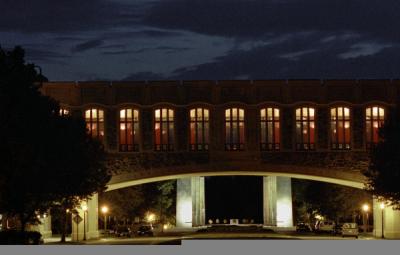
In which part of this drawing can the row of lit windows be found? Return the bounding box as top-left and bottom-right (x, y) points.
(62, 106), (385, 152)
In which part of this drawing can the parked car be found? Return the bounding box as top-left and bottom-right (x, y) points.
(334, 223), (343, 235)
(342, 223), (359, 238)
(114, 226), (132, 237)
(315, 220), (335, 233)
(296, 222), (312, 232)
(136, 225), (154, 237)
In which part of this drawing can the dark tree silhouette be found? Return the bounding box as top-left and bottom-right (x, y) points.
(98, 180), (176, 232)
(99, 186), (145, 223)
(293, 180), (371, 223)
(0, 46), (111, 240)
(364, 105), (400, 209)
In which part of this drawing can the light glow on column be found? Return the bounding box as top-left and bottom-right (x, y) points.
(276, 198), (293, 227)
(176, 198), (192, 227)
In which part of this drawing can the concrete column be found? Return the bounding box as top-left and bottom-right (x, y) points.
(71, 194), (99, 241)
(263, 176), (293, 228)
(176, 177), (205, 228)
(263, 176), (277, 226)
(192, 176), (205, 226)
(276, 177), (293, 228)
(28, 214), (52, 238)
(373, 199), (400, 239)
(176, 178), (193, 228)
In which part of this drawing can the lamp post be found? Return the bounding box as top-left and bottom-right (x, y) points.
(380, 203), (385, 239)
(101, 206), (109, 234)
(82, 204), (88, 241)
(362, 204), (369, 233)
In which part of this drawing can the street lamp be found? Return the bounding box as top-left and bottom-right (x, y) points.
(362, 204), (369, 233)
(380, 202), (385, 239)
(146, 212), (156, 225)
(101, 206), (109, 234)
(82, 204), (88, 241)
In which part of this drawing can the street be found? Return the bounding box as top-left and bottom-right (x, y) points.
(44, 231), (375, 245)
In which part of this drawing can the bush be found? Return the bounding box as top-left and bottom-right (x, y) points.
(0, 230), (43, 245)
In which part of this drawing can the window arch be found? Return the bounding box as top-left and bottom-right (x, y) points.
(260, 107), (280, 150)
(295, 107), (315, 150)
(154, 108), (174, 151)
(330, 106), (351, 150)
(366, 106), (385, 148)
(225, 107), (245, 151)
(190, 108), (210, 151)
(119, 108), (139, 152)
(85, 108), (104, 141)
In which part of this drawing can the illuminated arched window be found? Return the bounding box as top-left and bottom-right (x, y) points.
(119, 108), (139, 152)
(260, 107), (280, 151)
(330, 107), (351, 150)
(190, 108), (209, 151)
(85, 108), (104, 141)
(225, 108), (245, 151)
(366, 106), (385, 148)
(59, 108), (69, 116)
(154, 108), (174, 151)
(295, 107), (315, 150)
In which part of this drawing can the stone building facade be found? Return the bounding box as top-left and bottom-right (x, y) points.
(41, 79), (400, 238)
(41, 79), (398, 171)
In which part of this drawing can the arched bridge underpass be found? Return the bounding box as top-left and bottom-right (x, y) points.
(105, 151), (369, 190)
(72, 151), (400, 240)
(107, 162), (366, 191)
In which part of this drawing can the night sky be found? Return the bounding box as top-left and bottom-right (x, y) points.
(2, 0), (400, 81)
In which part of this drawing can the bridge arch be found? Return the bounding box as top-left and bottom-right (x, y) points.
(106, 170), (364, 191)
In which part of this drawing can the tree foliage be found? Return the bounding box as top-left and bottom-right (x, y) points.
(0, 46), (111, 234)
(293, 179), (371, 222)
(364, 105), (400, 208)
(98, 180), (176, 226)
(99, 186), (145, 220)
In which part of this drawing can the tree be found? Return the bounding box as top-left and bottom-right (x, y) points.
(46, 115), (111, 242)
(293, 179), (371, 223)
(0, 46), (111, 241)
(364, 105), (400, 209)
(154, 180), (175, 228)
(0, 46), (55, 231)
(99, 186), (145, 224)
(98, 180), (176, 230)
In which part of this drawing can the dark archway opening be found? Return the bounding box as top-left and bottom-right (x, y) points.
(205, 176), (263, 224)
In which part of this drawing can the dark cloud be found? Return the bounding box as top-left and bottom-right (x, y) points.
(133, 46), (192, 54)
(100, 29), (184, 41)
(129, 29), (183, 38)
(143, 0), (400, 42)
(101, 50), (133, 55)
(24, 48), (70, 64)
(3, 0), (400, 80)
(99, 44), (127, 49)
(122, 71), (166, 81)
(71, 39), (104, 53)
(0, 0), (142, 33)
(52, 36), (86, 42)
(167, 34), (400, 80)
